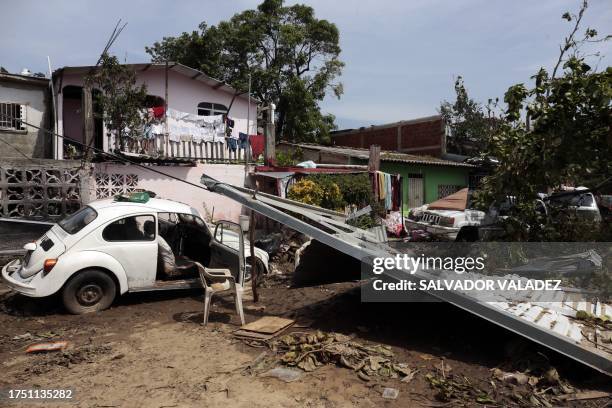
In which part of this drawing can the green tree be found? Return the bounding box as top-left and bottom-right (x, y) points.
(439, 76), (501, 156)
(481, 60), (611, 202)
(146, 0), (343, 143)
(478, 0), (611, 240)
(86, 53), (148, 151)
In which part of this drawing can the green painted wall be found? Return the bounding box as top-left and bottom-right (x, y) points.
(355, 159), (470, 210)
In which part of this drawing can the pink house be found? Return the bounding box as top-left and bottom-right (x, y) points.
(51, 63), (258, 160)
(48, 63), (260, 223)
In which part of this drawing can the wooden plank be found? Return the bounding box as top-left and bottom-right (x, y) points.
(239, 316), (294, 334)
(233, 330), (278, 340)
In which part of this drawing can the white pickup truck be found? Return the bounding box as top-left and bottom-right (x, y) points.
(406, 206), (486, 241)
(405, 188), (485, 241)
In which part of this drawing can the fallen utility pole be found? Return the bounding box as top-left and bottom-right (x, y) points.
(200, 174), (612, 377)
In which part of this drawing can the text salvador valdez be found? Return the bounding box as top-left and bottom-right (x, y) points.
(371, 278), (562, 292)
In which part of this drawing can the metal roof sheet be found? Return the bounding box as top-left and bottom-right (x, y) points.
(281, 142), (476, 168)
(0, 72), (50, 87)
(202, 175), (612, 375)
(253, 171), (295, 179)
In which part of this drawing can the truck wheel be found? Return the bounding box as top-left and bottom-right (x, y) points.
(62, 269), (116, 314)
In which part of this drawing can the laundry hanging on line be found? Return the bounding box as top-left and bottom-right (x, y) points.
(151, 108), (226, 143)
(227, 137), (237, 152)
(150, 106), (165, 119)
(249, 134), (265, 158)
(371, 171), (402, 211)
(238, 132), (249, 150)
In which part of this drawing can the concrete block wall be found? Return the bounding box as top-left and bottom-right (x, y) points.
(91, 162), (246, 223)
(332, 116), (445, 157)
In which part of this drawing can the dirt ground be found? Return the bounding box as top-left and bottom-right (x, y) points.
(0, 268), (611, 408)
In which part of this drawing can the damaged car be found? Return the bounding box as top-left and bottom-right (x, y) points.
(545, 187), (602, 223)
(2, 194), (268, 314)
(405, 188), (486, 241)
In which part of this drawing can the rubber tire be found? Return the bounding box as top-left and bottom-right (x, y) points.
(62, 269), (117, 314)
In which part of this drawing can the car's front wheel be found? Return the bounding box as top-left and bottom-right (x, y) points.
(62, 269), (116, 314)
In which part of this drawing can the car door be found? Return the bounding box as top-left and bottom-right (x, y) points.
(97, 214), (158, 288)
(208, 221), (244, 284)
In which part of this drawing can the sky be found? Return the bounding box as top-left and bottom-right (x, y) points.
(1, 0), (610, 129)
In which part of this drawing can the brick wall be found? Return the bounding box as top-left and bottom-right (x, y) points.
(332, 116), (444, 157)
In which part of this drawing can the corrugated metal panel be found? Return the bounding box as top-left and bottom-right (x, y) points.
(433, 270), (612, 371)
(202, 174), (612, 376)
(281, 142), (476, 168)
(254, 172), (295, 180)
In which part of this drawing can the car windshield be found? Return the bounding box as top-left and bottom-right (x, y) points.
(58, 206), (98, 234)
(573, 194), (594, 207)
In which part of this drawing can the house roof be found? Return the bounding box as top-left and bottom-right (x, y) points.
(254, 165), (365, 175)
(279, 142), (476, 168)
(54, 62), (257, 102)
(0, 72), (50, 87)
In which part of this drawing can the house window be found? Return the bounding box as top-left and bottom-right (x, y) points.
(0, 103), (26, 131)
(197, 102), (227, 117)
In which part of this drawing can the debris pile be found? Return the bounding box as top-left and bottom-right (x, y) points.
(24, 344), (113, 375)
(260, 228), (309, 275)
(425, 372), (495, 405)
(575, 309), (612, 344)
(489, 362), (610, 406)
(268, 330), (414, 381)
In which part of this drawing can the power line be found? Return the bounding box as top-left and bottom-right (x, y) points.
(0, 112), (218, 193)
(98, 19), (128, 65)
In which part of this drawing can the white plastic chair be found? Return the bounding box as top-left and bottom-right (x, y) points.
(195, 262), (245, 326)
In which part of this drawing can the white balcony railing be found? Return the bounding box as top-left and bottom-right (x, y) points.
(108, 133), (250, 163)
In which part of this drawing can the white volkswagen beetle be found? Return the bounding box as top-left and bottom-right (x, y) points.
(2, 195), (268, 314)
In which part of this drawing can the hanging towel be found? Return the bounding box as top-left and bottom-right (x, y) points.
(385, 173), (392, 210)
(391, 175), (400, 211)
(151, 106), (165, 119)
(238, 132), (249, 149)
(378, 172), (386, 200)
(227, 137), (237, 152)
(249, 134), (265, 158)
